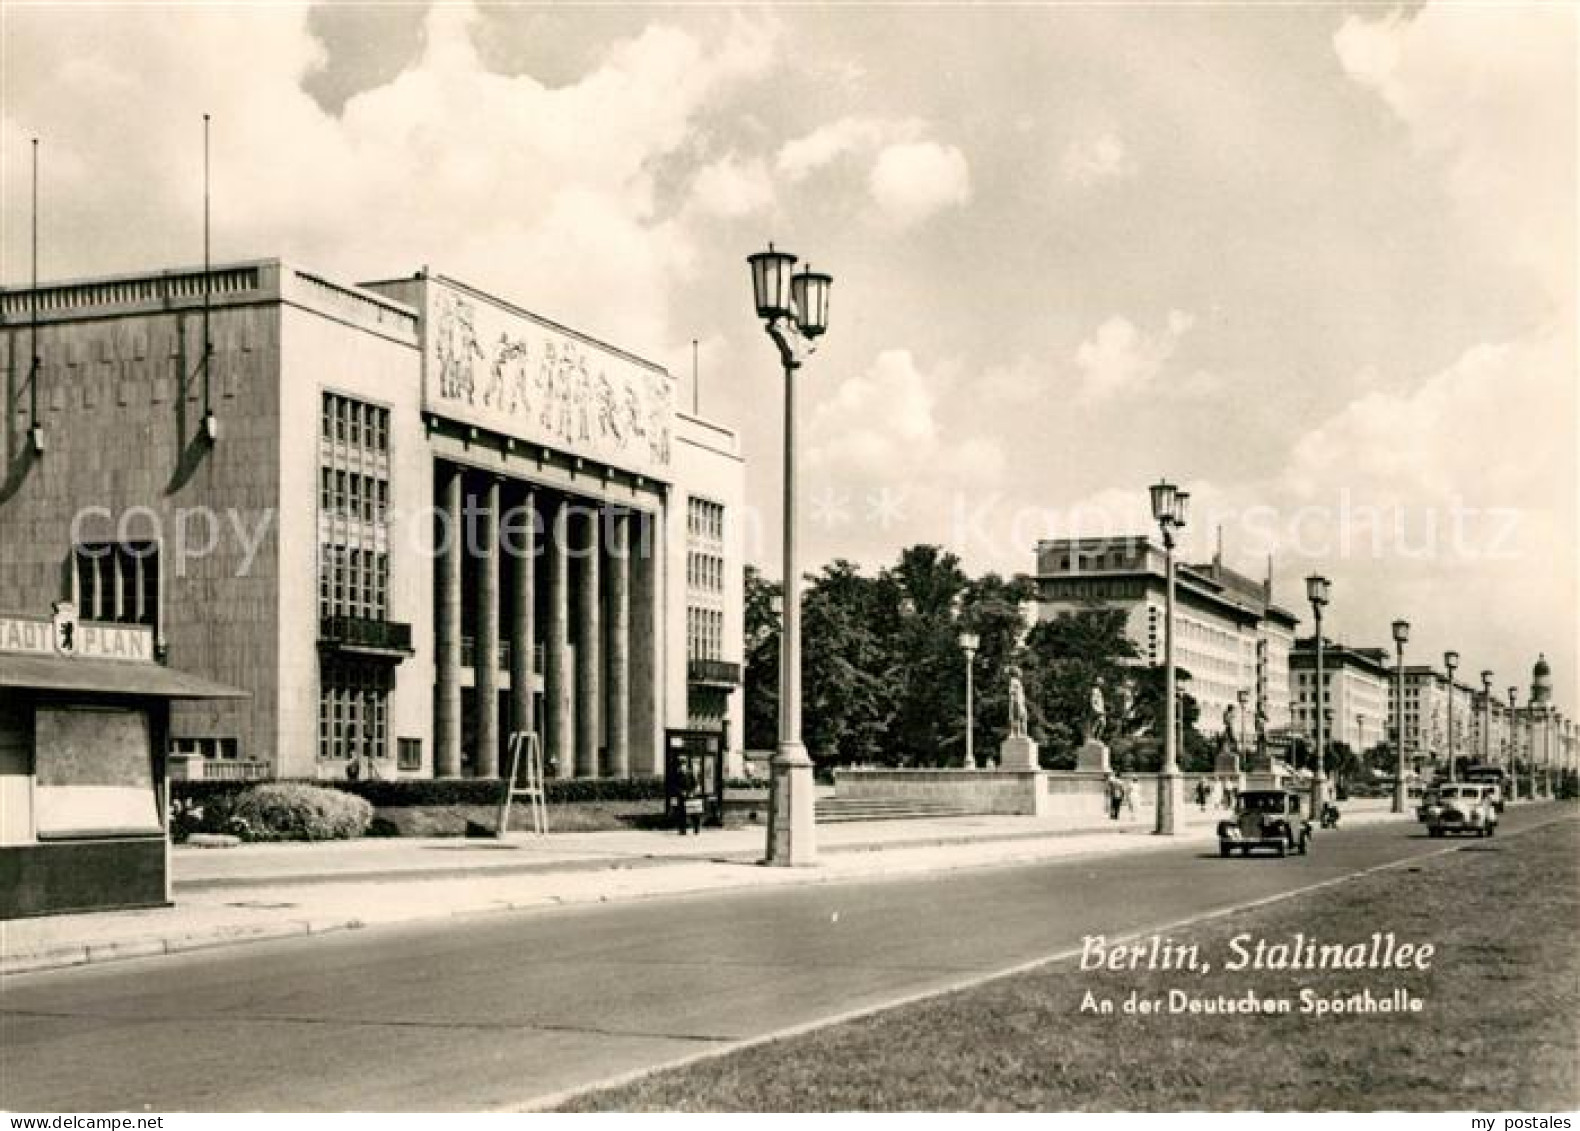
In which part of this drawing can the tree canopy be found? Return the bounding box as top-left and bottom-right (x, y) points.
(741, 544), (1210, 770)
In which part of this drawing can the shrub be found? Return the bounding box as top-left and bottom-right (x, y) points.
(229, 782), (373, 842)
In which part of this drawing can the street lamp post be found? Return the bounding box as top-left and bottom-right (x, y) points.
(1236, 687), (1249, 776)
(1443, 651), (1460, 783)
(1508, 686), (1521, 799)
(1149, 480), (1189, 835)
(747, 244), (832, 867)
(1391, 619), (1409, 814)
(1480, 670), (1493, 770)
(959, 631), (980, 769)
(1305, 575), (1331, 819)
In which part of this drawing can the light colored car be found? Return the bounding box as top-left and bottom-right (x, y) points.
(1427, 783), (1498, 838)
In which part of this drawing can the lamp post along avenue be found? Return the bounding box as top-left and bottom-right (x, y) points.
(1509, 686), (1522, 800)
(1480, 670), (1494, 770)
(747, 244), (832, 867)
(1149, 480), (1189, 835)
(959, 632), (980, 769)
(1236, 687), (1249, 776)
(1391, 619), (1410, 814)
(1444, 651), (1459, 784)
(1305, 575), (1331, 820)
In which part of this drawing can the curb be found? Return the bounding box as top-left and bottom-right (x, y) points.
(0, 807), (1424, 978)
(174, 817), (1227, 892)
(3, 917), (365, 976)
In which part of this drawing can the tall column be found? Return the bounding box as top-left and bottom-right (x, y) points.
(434, 463), (463, 778)
(474, 476), (501, 778)
(628, 510), (660, 775)
(508, 488), (536, 743)
(605, 510), (631, 778)
(575, 505), (602, 777)
(545, 498), (573, 779)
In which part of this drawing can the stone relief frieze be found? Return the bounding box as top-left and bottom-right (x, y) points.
(429, 287), (673, 477)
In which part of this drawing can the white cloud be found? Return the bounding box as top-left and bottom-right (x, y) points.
(1060, 132), (1136, 186)
(0, 2), (779, 356)
(776, 117), (969, 227)
(1333, 4), (1574, 305)
(775, 116), (906, 180)
(868, 141), (972, 227)
(687, 153), (774, 218)
(1073, 310), (1195, 401)
(1320, 4), (1575, 693)
(808, 349), (1004, 524)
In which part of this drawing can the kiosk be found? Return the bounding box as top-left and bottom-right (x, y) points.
(664, 728), (727, 829)
(0, 604), (245, 919)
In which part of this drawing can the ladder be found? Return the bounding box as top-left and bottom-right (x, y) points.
(498, 730), (548, 838)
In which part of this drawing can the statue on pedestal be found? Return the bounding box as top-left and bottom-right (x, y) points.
(1000, 666), (1039, 770)
(1075, 678), (1112, 774)
(1007, 667), (1028, 738)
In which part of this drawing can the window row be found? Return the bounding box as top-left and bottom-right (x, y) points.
(170, 736), (240, 761)
(687, 605), (724, 662)
(687, 551), (725, 594)
(73, 542), (160, 627)
(319, 548), (390, 621)
(320, 468), (390, 525)
(318, 662), (392, 761)
(322, 391), (390, 453)
(687, 497), (724, 541)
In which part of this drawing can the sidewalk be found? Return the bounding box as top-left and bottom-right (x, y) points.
(1, 799), (1407, 976)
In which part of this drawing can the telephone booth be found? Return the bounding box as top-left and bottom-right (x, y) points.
(664, 728), (726, 828)
(0, 606), (246, 919)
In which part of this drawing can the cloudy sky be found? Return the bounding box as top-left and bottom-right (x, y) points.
(2, 2), (1574, 702)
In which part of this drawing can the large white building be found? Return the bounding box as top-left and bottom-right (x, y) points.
(1034, 536), (1300, 739)
(0, 260), (745, 783)
(1386, 665), (1477, 771)
(1290, 640), (1390, 755)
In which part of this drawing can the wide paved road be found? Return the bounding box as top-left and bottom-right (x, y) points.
(2, 804), (1569, 1111)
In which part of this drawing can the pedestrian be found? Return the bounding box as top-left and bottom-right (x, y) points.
(1194, 778), (1210, 811)
(677, 763), (705, 836)
(1107, 773), (1124, 820)
(1123, 774), (1137, 816)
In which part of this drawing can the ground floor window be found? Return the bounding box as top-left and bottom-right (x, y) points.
(319, 660), (392, 762)
(170, 736), (240, 761)
(397, 737), (422, 772)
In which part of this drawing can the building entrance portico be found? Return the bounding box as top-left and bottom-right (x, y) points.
(432, 457), (661, 781)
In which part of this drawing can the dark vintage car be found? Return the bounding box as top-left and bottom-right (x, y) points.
(1217, 789), (1312, 858)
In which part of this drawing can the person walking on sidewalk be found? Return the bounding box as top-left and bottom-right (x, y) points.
(677, 764), (705, 836)
(1107, 773), (1125, 820)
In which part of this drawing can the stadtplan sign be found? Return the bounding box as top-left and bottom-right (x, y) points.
(0, 612), (155, 663)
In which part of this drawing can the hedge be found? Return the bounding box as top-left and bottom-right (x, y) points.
(172, 774), (668, 810)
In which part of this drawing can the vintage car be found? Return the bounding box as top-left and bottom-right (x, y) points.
(1427, 783), (1499, 838)
(1218, 789), (1312, 857)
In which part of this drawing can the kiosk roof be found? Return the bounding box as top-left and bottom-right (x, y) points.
(0, 654), (248, 700)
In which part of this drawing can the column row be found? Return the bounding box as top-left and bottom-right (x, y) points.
(433, 462), (656, 780)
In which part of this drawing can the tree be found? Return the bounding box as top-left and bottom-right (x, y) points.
(1020, 608), (1138, 764)
(800, 561), (894, 766)
(955, 572), (1037, 764)
(742, 566), (781, 751)
(880, 546), (970, 765)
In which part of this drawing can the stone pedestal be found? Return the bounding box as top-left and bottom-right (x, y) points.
(999, 735), (1040, 771)
(1155, 770), (1186, 835)
(1213, 749), (1240, 777)
(1074, 739), (1111, 774)
(766, 744), (818, 866)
